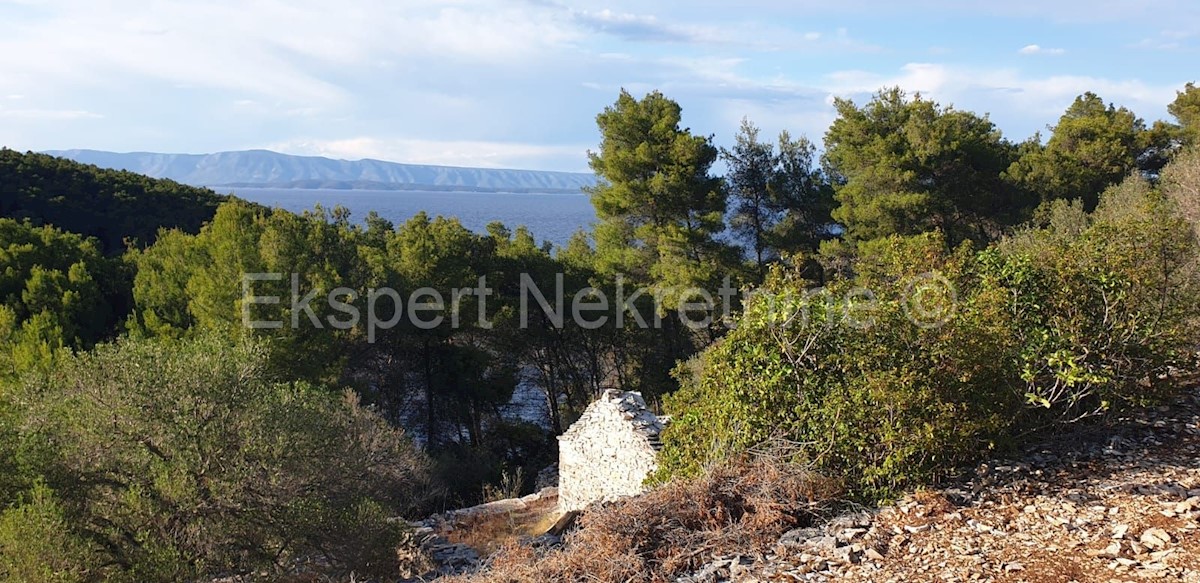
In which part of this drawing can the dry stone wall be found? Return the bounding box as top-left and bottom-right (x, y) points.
(557, 390), (665, 512)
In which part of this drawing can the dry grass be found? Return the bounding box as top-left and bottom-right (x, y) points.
(442, 494), (561, 556)
(449, 454), (841, 583)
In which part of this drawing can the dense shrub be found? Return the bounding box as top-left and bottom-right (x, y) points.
(0, 482), (91, 583)
(0, 397), (31, 509)
(995, 176), (1199, 423)
(3, 335), (439, 581)
(658, 176), (1200, 501)
(0, 219), (130, 375)
(660, 234), (1020, 500)
(1162, 147), (1200, 247)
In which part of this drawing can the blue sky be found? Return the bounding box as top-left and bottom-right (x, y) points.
(0, 0), (1196, 172)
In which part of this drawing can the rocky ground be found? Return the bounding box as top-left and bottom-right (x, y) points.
(684, 381), (1200, 582)
(409, 488), (561, 579)
(249, 379), (1200, 583)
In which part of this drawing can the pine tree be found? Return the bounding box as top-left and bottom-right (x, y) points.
(587, 90), (734, 297)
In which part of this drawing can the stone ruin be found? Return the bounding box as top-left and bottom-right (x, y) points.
(557, 389), (666, 513)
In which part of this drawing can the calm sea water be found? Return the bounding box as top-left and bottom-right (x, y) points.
(229, 188), (597, 247)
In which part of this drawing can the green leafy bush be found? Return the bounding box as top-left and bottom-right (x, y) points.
(994, 175), (1199, 423)
(0, 482), (91, 583)
(0, 219), (130, 376)
(660, 233), (1020, 500)
(5, 335), (439, 581)
(659, 177), (1199, 501)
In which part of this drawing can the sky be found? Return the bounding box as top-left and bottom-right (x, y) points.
(0, 0), (1196, 173)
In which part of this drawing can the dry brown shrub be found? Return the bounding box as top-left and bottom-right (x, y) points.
(449, 452), (841, 583)
(442, 494), (561, 556)
(1163, 147), (1200, 242)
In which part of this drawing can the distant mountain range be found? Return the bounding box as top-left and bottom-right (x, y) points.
(44, 149), (597, 194)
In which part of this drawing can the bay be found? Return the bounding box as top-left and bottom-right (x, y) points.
(228, 187), (597, 247)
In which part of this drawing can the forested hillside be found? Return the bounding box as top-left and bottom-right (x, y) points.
(0, 149), (229, 253)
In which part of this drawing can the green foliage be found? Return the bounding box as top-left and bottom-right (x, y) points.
(7, 84), (1199, 578)
(996, 175), (1199, 420)
(358, 212), (521, 446)
(0, 482), (91, 583)
(125, 229), (200, 338)
(773, 130), (836, 255)
(128, 202), (372, 383)
(6, 335), (437, 581)
(1169, 82), (1200, 148)
(723, 118), (833, 275)
(583, 90), (742, 398)
(0, 219), (129, 376)
(587, 89), (736, 294)
(660, 233), (1017, 500)
(1006, 92), (1157, 209)
(723, 118), (777, 269)
(823, 87), (1026, 246)
(129, 202), (555, 460)
(484, 225), (618, 433)
(0, 149), (227, 254)
(659, 178), (1200, 500)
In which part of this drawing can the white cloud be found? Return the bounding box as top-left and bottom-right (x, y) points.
(0, 107), (102, 120)
(0, 0), (583, 107)
(826, 63), (953, 96)
(1019, 44), (1066, 55)
(573, 9), (723, 43)
(569, 8), (872, 51)
(1132, 29), (1197, 50)
(641, 0), (1200, 24)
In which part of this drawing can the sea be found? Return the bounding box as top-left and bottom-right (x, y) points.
(229, 187), (597, 248)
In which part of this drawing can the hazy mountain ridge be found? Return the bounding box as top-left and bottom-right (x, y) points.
(45, 149), (598, 193)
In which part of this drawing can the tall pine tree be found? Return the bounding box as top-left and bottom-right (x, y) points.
(587, 90), (734, 297)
